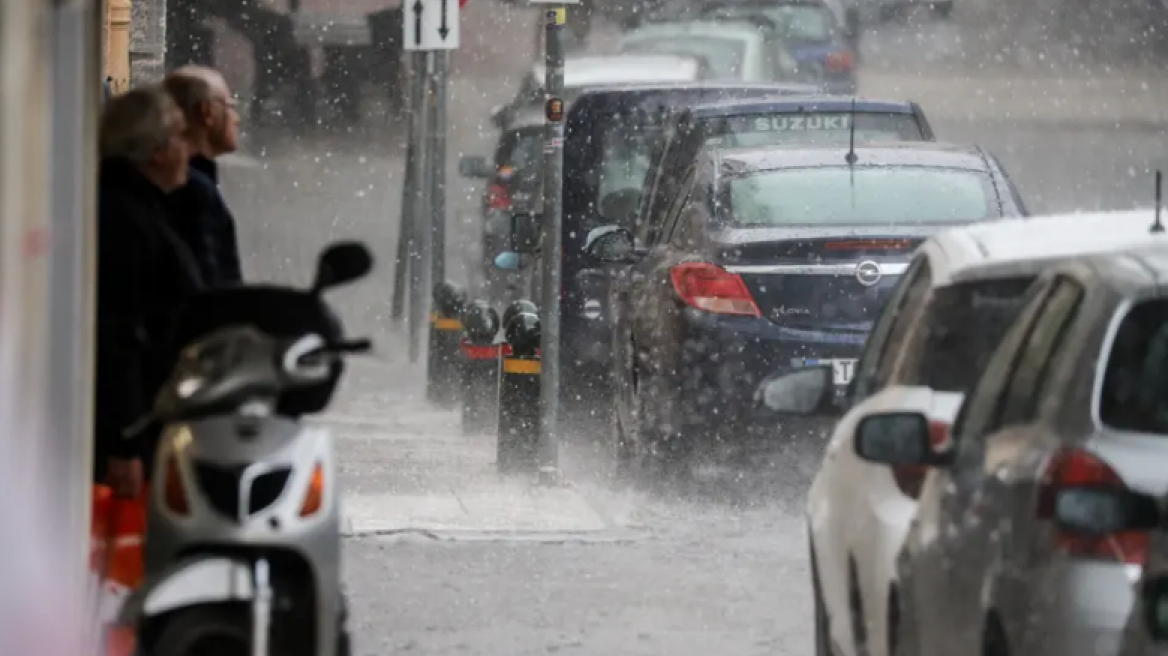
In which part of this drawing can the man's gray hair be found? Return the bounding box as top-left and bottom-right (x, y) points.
(99, 85), (178, 165)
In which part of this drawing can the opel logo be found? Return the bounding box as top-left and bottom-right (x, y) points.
(855, 260), (883, 287)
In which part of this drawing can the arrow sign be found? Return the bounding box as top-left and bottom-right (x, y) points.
(412, 0), (423, 47)
(403, 0), (460, 50)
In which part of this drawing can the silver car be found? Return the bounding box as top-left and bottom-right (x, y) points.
(857, 236), (1168, 656)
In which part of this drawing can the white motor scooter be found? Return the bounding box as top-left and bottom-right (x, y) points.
(116, 241), (373, 656)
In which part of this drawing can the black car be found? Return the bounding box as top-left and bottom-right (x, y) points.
(637, 95), (936, 246)
(584, 142), (1028, 471)
(495, 82), (817, 419)
(459, 108), (546, 277)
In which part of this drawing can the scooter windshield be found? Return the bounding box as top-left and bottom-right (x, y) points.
(157, 325), (285, 420)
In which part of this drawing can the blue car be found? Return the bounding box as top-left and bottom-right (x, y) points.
(587, 142), (1028, 473)
(696, 0), (862, 94)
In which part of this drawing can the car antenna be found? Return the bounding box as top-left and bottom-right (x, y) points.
(846, 97), (857, 209)
(845, 96), (858, 166)
(1153, 170), (1164, 234)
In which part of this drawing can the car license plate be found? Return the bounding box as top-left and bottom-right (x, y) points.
(830, 359), (857, 385)
(831, 357), (859, 382)
(803, 359), (856, 385)
(798, 358), (858, 385)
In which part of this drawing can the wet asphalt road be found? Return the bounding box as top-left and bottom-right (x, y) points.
(220, 4), (1168, 654)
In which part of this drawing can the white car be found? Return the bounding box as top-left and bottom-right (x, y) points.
(760, 209), (1168, 656)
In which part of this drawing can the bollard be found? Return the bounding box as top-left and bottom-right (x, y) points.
(426, 282), (468, 408)
(496, 301), (541, 474)
(459, 300), (507, 435)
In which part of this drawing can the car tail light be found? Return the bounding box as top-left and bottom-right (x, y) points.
(1038, 448), (1148, 565)
(891, 420), (950, 500)
(164, 456), (190, 516)
(486, 183), (511, 210)
(825, 50), (854, 73)
(669, 262), (761, 317)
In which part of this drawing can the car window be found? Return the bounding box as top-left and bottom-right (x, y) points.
(764, 34), (799, 79)
(901, 276), (1035, 392)
(594, 120), (666, 229)
(659, 168), (697, 245)
(1100, 298), (1168, 435)
(669, 179), (708, 248)
(950, 280), (1054, 446)
(636, 142), (669, 239)
(850, 256), (930, 402)
(873, 260), (933, 387)
(724, 166), (999, 225)
(495, 128), (544, 170)
(996, 278), (1083, 427)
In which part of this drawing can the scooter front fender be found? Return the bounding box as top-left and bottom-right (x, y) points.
(118, 556), (254, 625)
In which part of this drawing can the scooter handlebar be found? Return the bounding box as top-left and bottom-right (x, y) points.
(331, 338), (372, 354)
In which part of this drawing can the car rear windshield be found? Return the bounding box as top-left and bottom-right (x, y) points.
(495, 127), (544, 170)
(620, 36), (747, 79)
(726, 166), (998, 226)
(1100, 299), (1168, 435)
(906, 276), (1035, 392)
(705, 112), (925, 148)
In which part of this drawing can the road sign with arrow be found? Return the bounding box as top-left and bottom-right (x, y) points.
(403, 0), (460, 50)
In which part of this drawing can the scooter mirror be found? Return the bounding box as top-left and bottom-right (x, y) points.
(313, 241), (374, 292)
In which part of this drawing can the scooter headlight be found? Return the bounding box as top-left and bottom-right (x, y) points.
(164, 455), (190, 516)
(298, 462), (325, 517)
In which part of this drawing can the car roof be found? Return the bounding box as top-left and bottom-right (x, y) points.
(582, 81), (820, 96)
(933, 210), (1167, 286)
(713, 141), (989, 173)
(686, 95), (918, 119)
(621, 20), (767, 42)
(530, 54), (703, 87)
(1076, 242), (1168, 293)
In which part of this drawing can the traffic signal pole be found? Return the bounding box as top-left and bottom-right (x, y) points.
(534, 1), (575, 483)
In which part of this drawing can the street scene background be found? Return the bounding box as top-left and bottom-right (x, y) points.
(204, 2), (1168, 653)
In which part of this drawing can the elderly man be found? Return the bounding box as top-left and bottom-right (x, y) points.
(163, 65), (243, 285)
(97, 85), (204, 497)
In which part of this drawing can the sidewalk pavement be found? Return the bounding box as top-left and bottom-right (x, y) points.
(317, 360), (633, 541)
(860, 70), (1168, 126)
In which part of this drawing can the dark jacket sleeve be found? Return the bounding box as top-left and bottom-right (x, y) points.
(167, 171), (243, 285)
(95, 199), (150, 461)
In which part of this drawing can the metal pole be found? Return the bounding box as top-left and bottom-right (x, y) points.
(429, 51), (448, 296)
(537, 5), (566, 475)
(407, 51), (431, 363)
(390, 136), (413, 323)
(392, 59), (421, 326)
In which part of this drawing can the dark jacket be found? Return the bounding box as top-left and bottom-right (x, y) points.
(95, 158), (204, 478)
(165, 154), (243, 285)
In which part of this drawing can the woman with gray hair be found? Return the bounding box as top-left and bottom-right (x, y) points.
(95, 84), (205, 498)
